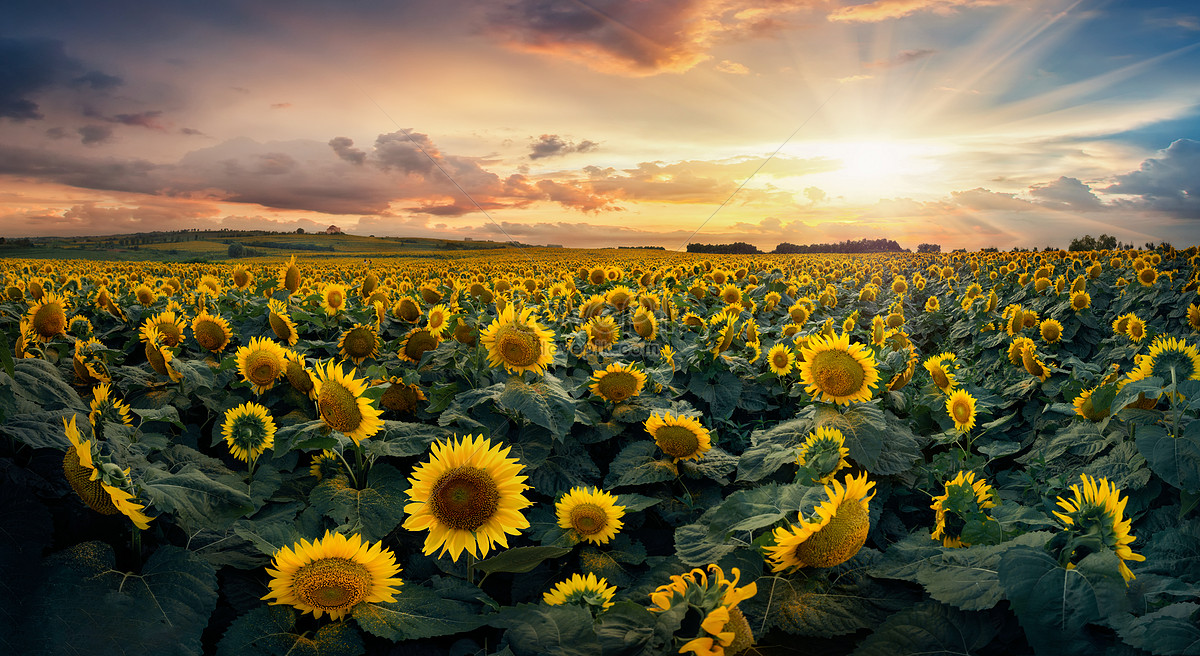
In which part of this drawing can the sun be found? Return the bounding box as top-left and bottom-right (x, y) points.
(797, 139), (945, 200)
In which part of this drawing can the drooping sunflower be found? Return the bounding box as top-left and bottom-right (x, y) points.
(89, 382), (133, 430)
(1073, 386), (1111, 422)
(267, 299), (299, 346)
(556, 486), (626, 545)
(649, 564), (758, 656)
(588, 362), (647, 403)
(62, 416), (153, 530)
(1052, 474), (1145, 583)
(795, 426), (851, 484)
(584, 315), (620, 352)
(236, 336), (288, 395)
(946, 389), (978, 431)
(798, 332), (880, 405)
(1021, 343), (1051, 382)
(646, 412), (712, 463)
(632, 307), (658, 340)
(143, 326), (182, 382)
(277, 255), (303, 295)
(923, 352), (958, 393)
(380, 377), (426, 415)
(231, 265), (254, 290)
(543, 572), (616, 612)
(139, 310), (187, 347)
(26, 290), (68, 342)
(402, 434), (533, 562)
(192, 311), (232, 353)
(284, 350), (317, 399)
(73, 337), (110, 383)
(96, 286), (125, 320)
(312, 359), (383, 444)
(263, 530), (403, 620)
(398, 327), (441, 363)
(393, 296), (422, 323)
(930, 471), (997, 548)
(221, 402), (277, 463)
(480, 305), (557, 375)
(1128, 335), (1200, 383)
(766, 471), (875, 572)
(338, 323), (380, 365)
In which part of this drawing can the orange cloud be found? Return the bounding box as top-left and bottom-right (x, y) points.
(828, 0), (1009, 23)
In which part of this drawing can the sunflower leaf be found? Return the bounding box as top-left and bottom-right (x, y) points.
(140, 463), (255, 532)
(498, 375), (577, 440)
(737, 418), (807, 482)
(476, 546), (572, 576)
(309, 463), (408, 543)
(1111, 603), (1200, 656)
(1136, 423), (1200, 494)
(853, 601), (1001, 656)
(217, 605), (365, 656)
(491, 603), (600, 656)
(605, 441), (677, 488)
(354, 582), (489, 641)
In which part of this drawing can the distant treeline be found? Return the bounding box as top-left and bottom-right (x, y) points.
(685, 238), (906, 254)
(618, 245), (667, 250)
(243, 240), (335, 252)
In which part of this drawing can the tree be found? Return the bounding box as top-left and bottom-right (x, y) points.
(917, 243), (941, 253)
(227, 242), (246, 258)
(296, 228), (305, 234)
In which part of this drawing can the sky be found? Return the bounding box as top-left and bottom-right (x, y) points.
(1, 0), (1198, 251)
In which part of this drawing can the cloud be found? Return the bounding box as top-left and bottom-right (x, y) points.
(0, 37), (90, 120)
(866, 48), (937, 68)
(528, 134), (599, 160)
(70, 70), (124, 91)
(828, 0), (1008, 23)
(1100, 139), (1200, 218)
(715, 59), (751, 74)
(1028, 176), (1103, 211)
(804, 186), (826, 204)
(77, 125), (114, 146)
(329, 137), (366, 165)
(950, 187), (1034, 212)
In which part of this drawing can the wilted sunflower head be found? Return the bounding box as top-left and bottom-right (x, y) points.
(263, 531), (403, 620)
(73, 337), (110, 384)
(556, 486), (626, 545)
(766, 472), (875, 571)
(221, 402), (277, 463)
(645, 412), (711, 463)
(589, 362), (647, 403)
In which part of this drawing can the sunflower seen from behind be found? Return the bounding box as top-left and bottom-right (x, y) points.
(221, 402), (277, 465)
(795, 426), (851, 484)
(1052, 474), (1145, 583)
(1128, 335), (1200, 384)
(402, 434), (532, 562)
(312, 359), (383, 444)
(480, 305), (556, 375)
(766, 471), (875, 572)
(797, 331), (879, 405)
(556, 486), (625, 545)
(649, 564), (758, 656)
(263, 530), (402, 620)
(89, 382), (132, 432)
(930, 471), (998, 548)
(588, 362), (646, 403)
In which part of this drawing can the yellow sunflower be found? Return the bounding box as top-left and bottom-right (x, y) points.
(1112, 312), (1136, 336)
(402, 434), (533, 562)
(1128, 335), (1200, 383)
(556, 486), (626, 545)
(795, 426), (851, 484)
(646, 412), (712, 463)
(309, 450), (342, 481)
(263, 530), (402, 620)
(923, 352), (958, 393)
(143, 326), (182, 382)
(588, 362), (647, 403)
(67, 315), (94, 340)
(1070, 290), (1091, 312)
(312, 360), (384, 444)
(1021, 343), (1051, 382)
(1073, 386), (1110, 422)
(1187, 303), (1200, 331)
(649, 564), (758, 656)
(235, 336), (288, 395)
(1125, 315), (1147, 342)
(946, 389), (978, 432)
(62, 416), (153, 530)
(931, 471), (997, 548)
(232, 265), (254, 290)
(26, 290), (68, 342)
(398, 327), (441, 364)
(1053, 474), (1145, 584)
(379, 377), (426, 415)
(139, 310), (187, 347)
(425, 303), (453, 337)
(632, 307), (658, 340)
(73, 337), (110, 384)
(267, 299), (299, 346)
(1039, 318), (1063, 344)
(321, 283), (349, 315)
(338, 323), (380, 365)
(221, 402), (277, 463)
(480, 305), (557, 375)
(765, 343), (796, 376)
(543, 572), (616, 612)
(88, 382), (132, 430)
(277, 255), (303, 295)
(798, 332), (879, 405)
(584, 315), (620, 352)
(766, 472), (875, 572)
(284, 350), (317, 399)
(192, 311), (232, 353)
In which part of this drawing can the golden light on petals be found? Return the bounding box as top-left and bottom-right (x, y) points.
(645, 412), (711, 463)
(766, 472), (875, 572)
(263, 530), (402, 620)
(798, 332), (879, 405)
(556, 486), (626, 545)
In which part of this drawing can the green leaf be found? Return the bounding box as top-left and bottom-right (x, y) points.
(604, 441), (677, 488)
(498, 375), (577, 439)
(673, 522), (738, 566)
(998, 546), (1130, 656)
(354, 581), (490, 641)
(5, 358), (87, 413)
(140, 464), (255, 532)
(364, 421), (451, 458)
(272, 420), (338, 457)
(816, 404), (886, 471)
(1136, 423), (1200, 494)
(1113, 603), (1200, 656)
(476, 546), (572, 577)
(27, 542), (218, 656)
(616, 493), (662, 513)
(217, 605), (365, 656)
(309, 463), (408, 542)
(853, 601), (1000, 656)
(736, 418), (805, 482)
(595, 601), (674, 656)
(493, 603), (600, 656)
(132, 406), (185, 429)
(0, 408), (83, 449)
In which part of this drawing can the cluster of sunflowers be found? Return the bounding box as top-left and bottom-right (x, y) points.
(2, 243), (1199, 654)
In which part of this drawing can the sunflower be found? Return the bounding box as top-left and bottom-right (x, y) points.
(192, 311), (233, 353)
(232, 265), (254, 290)
(649, 564), (757, 656)
(924, 296), (940, 313)
(766, 472), (876, 572)
(646, 412), (712, 463)
(263, 531), (402, 620)
(393, 297), (422, 323)
(236, 336), (288, 395)
(283, 350), (316, 399)
(73, 337), (110, 383)
(798, 332), (879, 405)
(931, 471), (998, 548)
(543, 572), (616, 612)
(277, 255), (303, 295)
(26, 290), (68, 342)
(143, 326), (182, 382)
(765, 343), (796, 376)
(632, 307), (658, 340)
(321, 283), (349, 315)
(1111, 312), (1136, 336)
(1007, 336), (1035, 366)
(267, 299), (299, 346)
(1021, 343), (1051, 382)
(1137, 267), (1158, 287)
(67, 315), (93, 339)
(795, 426), (851, 484)
(946, 389), (978, 431)
(1188, 303), (1200, 331)
(1070, 290), (1091, 312)
(62, 416), (153, 530)
(139, 311), (187, 347)
(1053, 474), (1145, 584)
(1073, 387), (1110, 422)
(312, 360), (384, 444)
(96, 286), (125, 320)
(425, 303), (453, 337)
(197, 274), (222, 297)
(89, 383), (133, 430)
(923, 352), (958, 393)
(337, 323), (380, 365)
(589, 362), (647, 403)
(379, 377), (426, 415)
(1128, 335), (1200, 383)
(402, 434), (533, 562)
(1125, 315), (1146, 342)
(480, 305), (557, 375)
(1039, 318), (1063, 344)
(584, 315), (620, 352)
(309, 450), (342, 481)
(556, 486), (626, 545)
(221, 402), (277, 463)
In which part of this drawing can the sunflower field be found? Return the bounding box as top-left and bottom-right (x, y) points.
(2, 247), (1199, 656)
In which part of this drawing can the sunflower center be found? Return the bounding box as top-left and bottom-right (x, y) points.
(33, 302), (66, 337)
(234, 270), (250, 287)
(155, 321), (182, 346)
(246, 351), (282, 386)
(495, 324), (541, 367)
(319, 380), (363, 434)
(772, 350), (791, 369)
(398, 299), (420, 322)
(292, 557), (372, 612)
(195, 319), (227, 351)
(952, 399), (972, 423)
(344, 328), (376, 359)
(597, 371), (638, 402)
(429, 466), (501, 531)
(381, 383), (419, 413)
(269, 313), (293, 340)
(655, 425), (700, 460)
(931, 366), (951, 390)
(62, 447), (118, 515)
(404, 330), (439, 361)
(1128, 322), (1144, 340)
(328, 290), (344, 308)
(285, 266), (301, 292)
(1043, 323), (1061, 342)
(809, 349), (866, 398)
(794, 498), (869, 568)
(569, 503), (609, 536)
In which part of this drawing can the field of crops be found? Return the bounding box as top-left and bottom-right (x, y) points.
(2, 247), (1198, 656)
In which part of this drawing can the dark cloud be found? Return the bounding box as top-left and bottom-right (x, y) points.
(528, 134), (599, 160)
(329, 136), (366, 165)
(1028, 176), (1103, 211)
(111, 110), (166, 129)
(1101, 139), (1200, 218)
(0, 37), (80, 120)
(70, 70), (123, 90)
(179, 127), (206, 136)
(77, 125), (114, 146)
(0, 144), (160, 193)
(372, 130), (438, 175)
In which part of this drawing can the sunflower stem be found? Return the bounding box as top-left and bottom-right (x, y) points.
(466, 552), (476, 585)
(334, 449), (359, 489)
(131, 526), (143, 567)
